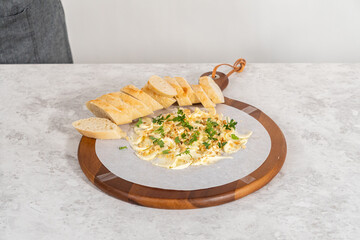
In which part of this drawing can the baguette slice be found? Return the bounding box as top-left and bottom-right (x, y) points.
(174, 77), (200, 104)
(111, 92), (153, 117)
(147, 75), (177, 97)
(191, 85), (216, 108)
(164, 76), (192, 106)
(98, 93), (143, 119)
(199, 76), (225, 103)
(121, 85), (163, 111)
(86, 99), (132, 125)
(72, 117), (126, 139)
(142, 84), (176, 108)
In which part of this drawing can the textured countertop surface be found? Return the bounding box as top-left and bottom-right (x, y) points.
(1, 64), (359, 240)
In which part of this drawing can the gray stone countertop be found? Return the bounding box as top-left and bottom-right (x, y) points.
(0, 64), (359, 240)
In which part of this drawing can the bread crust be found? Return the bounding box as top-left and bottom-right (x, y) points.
(148, 75), (177, 97)
(199, 76), (224, 104)
(191, 84), (216, 108)
(164, 76), (192, 106)
(174, 77), (200, 104)
(98, 94), (142, 119)
(121, 85), (163, 111)
(86, 99), (132, 125)
(72, 117), (125, 139)
(142, 84), (176, 108)
(110, 92), (153, 117)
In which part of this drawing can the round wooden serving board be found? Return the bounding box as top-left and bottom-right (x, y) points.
(77, 72), (287, 209)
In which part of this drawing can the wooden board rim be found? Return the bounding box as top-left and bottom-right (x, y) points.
(77, 98), (287, 209)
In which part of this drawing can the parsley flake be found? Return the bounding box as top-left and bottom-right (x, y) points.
(205, 118), (218, 140)
(149, 136), (165, 148)
(162, 150), (170, 154)
(218, 142), (227, 149)
(224, 119), (237, 130)
(152, 115), (165, 124)
(188, 131), (200, 145)
(231, 134), (239, 140)
(202, 142), (210, 149)
(155, 126), (165, 137)
(176, 148), (192, 158)
(135, 117), (143, 127)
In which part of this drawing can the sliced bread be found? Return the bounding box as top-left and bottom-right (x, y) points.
(164, 76), (192, 106)
(147, 75), (177, 97)
(72, 117), (125, 139)
(98, 93), (143, 119)
(86, 99), (132, 125)
(191, 85), (216, 108)
(142, 84), (176, 108)
(110, 92), (153, 117)
(174, 77), (200, 104)
(121, 84), (163, 111)
(199, 76), (224, 104)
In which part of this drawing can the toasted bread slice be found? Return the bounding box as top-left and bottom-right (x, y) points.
(199, 76), (224, 104)
(191, 85), (216, 108)
(142, 84), (176, 108)
(72, 117), (126, 139)
(106, 93), (144, 119)
(174, 77), (200, 104)
(164, 76), (192, 106)
(121, 85), (163, 111)
(86, 99), (132, 125)
(110, 92), (153, 117)
(98, 93), (142, 119)
(147, 75), (177, 97)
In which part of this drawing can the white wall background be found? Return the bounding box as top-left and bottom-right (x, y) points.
(61, 0), (360, 63)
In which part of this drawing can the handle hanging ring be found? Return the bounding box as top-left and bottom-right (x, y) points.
(211, 58), (246, 79)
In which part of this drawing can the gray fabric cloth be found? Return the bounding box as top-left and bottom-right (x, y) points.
(0, 0), (73, 63)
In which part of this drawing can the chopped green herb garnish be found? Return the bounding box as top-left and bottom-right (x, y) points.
(205, 118), (218, 140)
(207, 118), (218, 127)
(185, 131), (200, 145)
(177, 108), (184, 115)
(177, 148), (192, 158)
(174, 136), (181, 144)
(168, 108), (194, 130)
(135, 117), (143, 127)
(119, 146), (127, 150)
(182, 121), (193, 130)
(153, 114), (171, 125)
(181, 133), (187, 139)
(155, 126), (165, 137)
(202, 142), (210, 149)
(183, 148), (191, 155)
(170, 109), (185, 122)
(218, 142), (227, 149)
(149, 136), (164, 148)
(156, 139), (165, 148)
(155, 126), (163, 131)
(170, 115), (185, 123)
(231, 134), (239, 140)
(162, 149), (170, 154)
(224, 119), (237, 130)
(152, 114), (172, 125)
(189, 131), (200, 145)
